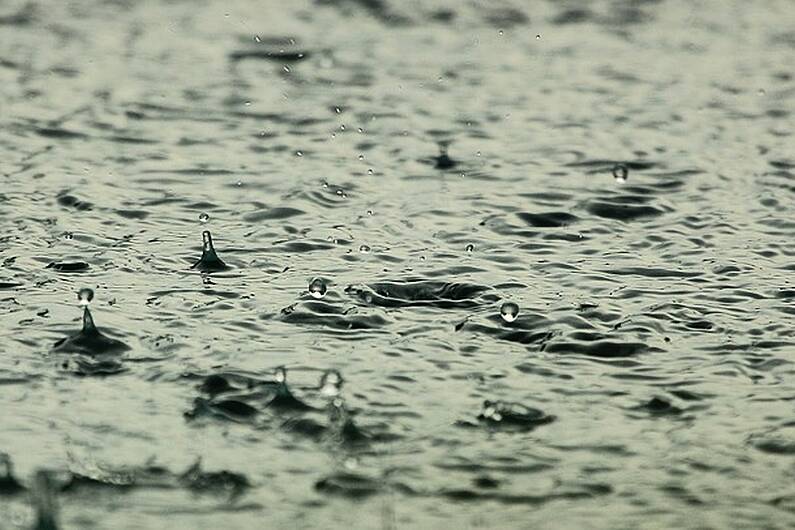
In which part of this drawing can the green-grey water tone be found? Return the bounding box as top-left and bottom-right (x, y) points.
(1, 0), (794, 528)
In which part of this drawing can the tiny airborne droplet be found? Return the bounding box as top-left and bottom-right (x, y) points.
(612, 164), (628, 183)
(199, 212), (210, 224)
(466, 244), (474, 253)
(500, 302), (519, 323)
(359, 244), (371, 253)
(308, 278), (328, 299)
(77, 288), (94, 306)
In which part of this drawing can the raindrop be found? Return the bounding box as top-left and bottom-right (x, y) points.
(64, 232), (73, 240)
(500, 302), (519, 323)
(498, 30), (504, 36)
(367, 168), (374, 175)
(199, 212), (210, 224)
(358, 154), (364, 161)
(334, 107), (341, 114)
(244, 101), (251, 106)
(236, 180), (242, 187)
(254, 35), (261, 43)
(340, 124), (346, 131)
(466, 244), (474, 252)
(275, 366), (287, 383)
(536, 34), (541, 39)
(357, 128), (363, 133)
(366, 210), (374, 216)
(612, 164), (628, 183)
(296, 151), (303, 157)
(758, 88), (766, 96)
(359, 244), (371, 253)
(319, 369), (344, 398)
(283, 65), (291, 73)
(77, 288), (94, 306)
(308, 278), (327, 299)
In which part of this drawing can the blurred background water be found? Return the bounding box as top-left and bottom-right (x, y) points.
(1, 0), (794, 528)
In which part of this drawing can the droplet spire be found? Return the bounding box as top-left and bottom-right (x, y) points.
(192, 230), (229, 272)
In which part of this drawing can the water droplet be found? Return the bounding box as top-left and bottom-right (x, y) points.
(199, 212), (210, 224)
(357, 127), (364, 133)
(320, 369), (343, 397)
(64, 232), (73, 240)
(359, 244), (371, 253)
(334, 106), (341, 114)
(357, 154), (364, 161)
(254, 35), (261, 43)
(366, 209), (374, 216)
(476, 151), (481, 157)
(77, 288), (94, 306)
(536, 34), (541, 39)
(244, 101), (251, 106)
(275, 366), (287, 384)
(500, 302), (519, 323)
(367, 168), (374, 175)
(308, 278), (327, 299)
(466, 244), (474, 252)
(340, 124), (346, 131)
(236, 180), (242, 187)
(296, 151), (303, 157)
(758, 88), (766, 96)
(283, 65), (291, 72)
(498, 30), (504, 36)
(612, 164), (628, 183)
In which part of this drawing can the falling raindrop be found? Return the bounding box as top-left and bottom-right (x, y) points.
(536, 34), (541, 39)
(466, 244), (474, 253)
(275, 366), (287, 384)
(254, 35), (261, 43)
(612, 164), (628, 183)
(77, 288), (94, 306)
(500, 302), (519, 323)
(308, 278), (327, 299)
(199, 212), (210, 224)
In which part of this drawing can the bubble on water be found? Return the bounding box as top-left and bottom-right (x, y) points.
(612, 164), (628, 183)
(308, 278), (327, 299)
(275, 366), (287, 384)
(77, 288), (94, 306)
(320, 369), (344, 398)
(359, 244), (371, 253)
(500, 301), (519, 322)
(199, 212), (210, 224)
(466, 244), (474, 253)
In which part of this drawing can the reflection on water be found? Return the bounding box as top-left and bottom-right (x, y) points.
(1, 0), (795, 528)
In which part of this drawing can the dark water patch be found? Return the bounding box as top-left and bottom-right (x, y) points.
(604, 267), (702, 278)
(457, 400), (555, 433)
(346, 280), (492, 309)
(0, 282), (22, 289)
(243, 207), (305, 222)
(545, 339), (653, 358)
(270, 239), (336, 253)
(749, 425), (795, 455)
(0, 453), (24, 495)
(46, 261), (90, 273)
(35, 127), (87, 140)
(279, 301), (388, 331)
(516, 211), (579, 228)
(0, 3), (36, 25)
(585, 199), (666, 221)
(437, 485), (608, 505)
(552, 8), (593, 25)
(56, 193), (93, 211)
(482, 7), (528, 27)
(632, 397), (684, 416)
(315, 472), (384, 499)
(180, 460), (250, 500)
(229, 49), (310, 63)
(315, 0), (412, 26)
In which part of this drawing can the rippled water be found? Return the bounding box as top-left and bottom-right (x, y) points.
(2, 0), (795, 528)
